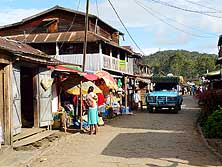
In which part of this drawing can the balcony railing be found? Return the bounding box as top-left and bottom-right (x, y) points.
(103, 54), (133, 74)
(54, 53), (134, 74)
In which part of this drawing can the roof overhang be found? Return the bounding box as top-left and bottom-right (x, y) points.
(6, 31), (134, 54)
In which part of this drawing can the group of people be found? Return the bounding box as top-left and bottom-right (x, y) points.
(60, 86), (105, 135)
(61, 86), (143, 135)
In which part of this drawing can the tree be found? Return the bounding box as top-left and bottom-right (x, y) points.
(141, 50), (218, 80)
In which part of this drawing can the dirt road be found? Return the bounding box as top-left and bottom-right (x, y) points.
(30, 96), (222, 167)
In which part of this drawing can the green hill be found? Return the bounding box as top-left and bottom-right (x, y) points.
(141, 50), (218, 79)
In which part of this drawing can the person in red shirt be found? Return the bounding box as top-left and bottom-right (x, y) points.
(96, 93), (105, 114)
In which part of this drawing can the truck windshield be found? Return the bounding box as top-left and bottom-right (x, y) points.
(154, 83), (178, 91)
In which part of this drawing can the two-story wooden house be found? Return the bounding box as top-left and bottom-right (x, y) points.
(0, 5), (140, 75)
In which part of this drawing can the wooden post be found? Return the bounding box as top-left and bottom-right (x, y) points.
(124, 76), (128, 112)
(0, 65), (4, 143)
(80, 81), (83, 130)
(33, 68), (39, 128)
(82, 0), (90, 72)
(56, 42), (59, 57)
(99, 43), (103, 70)
(4, 63), (12, 145)
(110, 47), (113, 70)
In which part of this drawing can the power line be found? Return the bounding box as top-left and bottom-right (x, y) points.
(135, 0), (215, 38)
(184, 0), (222, 12)
(138, 1), (218, 37)
(107, 0), (145, 55)
(59, 0), (81, 50)
(149, 0), (222, 19)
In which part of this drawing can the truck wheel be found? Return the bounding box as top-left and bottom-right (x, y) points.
(174, 106), (179, 113)
(147, 106), (153, 113)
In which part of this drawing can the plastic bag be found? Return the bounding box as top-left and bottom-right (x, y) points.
(98, 117), (104, 126)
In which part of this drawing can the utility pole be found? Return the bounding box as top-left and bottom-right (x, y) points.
(82, 0), (89, 72)
(80, 0), (89, 130)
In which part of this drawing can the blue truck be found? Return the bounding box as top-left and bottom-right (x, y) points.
(146, 76), (183, 113)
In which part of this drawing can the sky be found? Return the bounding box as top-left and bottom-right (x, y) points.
(0, 0), (221, 55)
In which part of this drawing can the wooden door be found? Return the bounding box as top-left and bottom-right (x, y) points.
(38, 68), (52, 127)
(12, 66), (22, 135)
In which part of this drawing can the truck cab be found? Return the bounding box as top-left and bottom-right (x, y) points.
(146, 76), (183, 113)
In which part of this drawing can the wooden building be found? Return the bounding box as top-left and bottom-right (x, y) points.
(0, 5), (140, 75)
(0, 37), (56, 145)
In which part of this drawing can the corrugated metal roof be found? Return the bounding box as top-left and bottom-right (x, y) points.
(7, 31), (134, 54)
(0, 37), (62, 65)
(0, 37), (46, 57)
(8, 31), (97, 43)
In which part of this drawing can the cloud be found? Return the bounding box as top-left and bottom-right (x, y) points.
(0, 8), (44, 26)
(90, 0), (220, 45)
(142, 48), (163, 55)
(0, 0), (221, 54)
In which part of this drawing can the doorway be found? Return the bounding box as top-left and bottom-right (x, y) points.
(21, 67), (34, 128)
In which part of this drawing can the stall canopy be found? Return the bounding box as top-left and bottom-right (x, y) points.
(95, 70), (118, 90)
(67, 81), (102, 95)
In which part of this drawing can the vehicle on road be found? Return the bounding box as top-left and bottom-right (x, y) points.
(146, 76), (183, 113)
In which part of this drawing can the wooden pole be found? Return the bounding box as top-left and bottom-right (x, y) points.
(124, 76), (128, 112)
(82, 0), (89, 72)
(80, 81), (83, 130)
(80, 0), (89, 131)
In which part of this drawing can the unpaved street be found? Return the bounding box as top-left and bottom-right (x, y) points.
(30, 96), (222, 167)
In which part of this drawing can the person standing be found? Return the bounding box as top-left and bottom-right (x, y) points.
(133, 90), (141, 111)
(86, 86), (98, 135)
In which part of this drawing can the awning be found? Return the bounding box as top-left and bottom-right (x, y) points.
(204, 70), (220, 76)
(49, 65), (98, 81)
(204, 70), (221, 80)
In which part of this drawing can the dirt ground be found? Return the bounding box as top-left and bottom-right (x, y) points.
(25, 96), (222, 167)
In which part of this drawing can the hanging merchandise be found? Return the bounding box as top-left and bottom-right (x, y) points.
(41, 78), (54, 91)
(117, 79), (122, 88)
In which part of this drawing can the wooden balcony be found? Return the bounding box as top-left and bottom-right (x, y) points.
(54, 53), (134, 74)
(103, 54), (133, 74)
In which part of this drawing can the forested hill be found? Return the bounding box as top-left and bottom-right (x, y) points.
(141, 50), (218, 79)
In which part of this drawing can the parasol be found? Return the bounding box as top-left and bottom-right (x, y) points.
(95, 70), (118, 91)
(66, 81), (102, 95)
